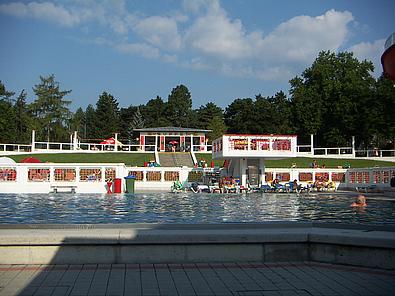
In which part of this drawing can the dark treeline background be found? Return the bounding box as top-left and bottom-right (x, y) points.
(1, 51), (394, 149)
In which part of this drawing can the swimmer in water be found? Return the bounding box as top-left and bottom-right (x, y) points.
(351, 194), (367, 207)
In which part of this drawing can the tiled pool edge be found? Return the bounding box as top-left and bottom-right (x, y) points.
(0, 223), (394, 269)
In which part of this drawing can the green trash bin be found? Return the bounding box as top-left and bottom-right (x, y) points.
(124, 175), (135, 193)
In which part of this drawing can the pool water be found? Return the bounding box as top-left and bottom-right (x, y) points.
(0, 192), (394, 225)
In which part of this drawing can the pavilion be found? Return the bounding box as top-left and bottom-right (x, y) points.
(133, 127), (211, 152)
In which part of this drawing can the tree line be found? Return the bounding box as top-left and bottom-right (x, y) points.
(1, 51), (394, 149)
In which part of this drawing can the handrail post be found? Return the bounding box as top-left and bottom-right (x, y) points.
(310, 134), (314, 155)
(31, 130), (35, 152)
(352, 136), (355, 158)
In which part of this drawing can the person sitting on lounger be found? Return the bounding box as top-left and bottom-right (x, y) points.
(351, 194), (367, 207)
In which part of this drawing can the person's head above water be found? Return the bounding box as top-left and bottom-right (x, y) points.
(351, 194), (367, 207)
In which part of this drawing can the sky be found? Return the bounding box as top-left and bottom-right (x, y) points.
(0, 0), (394, 111)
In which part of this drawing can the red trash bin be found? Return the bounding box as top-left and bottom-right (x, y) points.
(114, 178), (122, 193)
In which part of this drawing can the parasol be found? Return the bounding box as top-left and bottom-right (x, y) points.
(0, 157), (16, 164)
(100, 137), (123, 146)
(20, 156), (41, 163)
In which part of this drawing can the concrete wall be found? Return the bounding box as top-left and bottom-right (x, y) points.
(1, 223), (394, 269)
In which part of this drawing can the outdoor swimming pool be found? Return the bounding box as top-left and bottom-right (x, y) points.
(0, 192), (394, 225)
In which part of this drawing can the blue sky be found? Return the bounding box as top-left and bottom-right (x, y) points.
(0, 0), (394, 111)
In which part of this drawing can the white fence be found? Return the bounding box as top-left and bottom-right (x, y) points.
(1, 163), (394, 194)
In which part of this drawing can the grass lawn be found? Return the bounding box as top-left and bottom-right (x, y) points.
(7, 152), (395, 168)
(195, 153), (395, 169)
(8, 153), (155, 166)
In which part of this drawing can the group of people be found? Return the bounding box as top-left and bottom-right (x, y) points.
(146, 160), (160, 167)
(310, 160), (326, 169)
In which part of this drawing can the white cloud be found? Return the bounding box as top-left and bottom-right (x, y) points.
(0, 2), (80, 27)
(185, 7), (258, 59)
(2, 1), (377, 81)
(348, 39), (385, 75)
(182, 0), (220, 14)
(115, 42), (160, 59)
(259, 9), (354, 63)
(185, 7), (353, 65)
(348, 39), (384, 60)
(134, 16), (182, 51)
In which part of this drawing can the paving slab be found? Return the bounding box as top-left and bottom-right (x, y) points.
(1, 262), (395, 296)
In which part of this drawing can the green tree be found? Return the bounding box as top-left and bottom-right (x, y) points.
(14, 90), (32, 143)
(30, 75), (72, 142)
(141, 96), (170, 127)
(120, 105), (137, 142)
(224, 98), (256, 133)
(167, 85), (192, 127)
(195, 102), (224, 129)
(70, 107), (86, 139)
(207, 115), (227, 141)
(374, 75), (395, 149)
(131, 106), (145, 129)
(289, 51), (376, 147)
(84, 104), (98, 140)
(95, 91), (120, 138)
(0, 81), (16, 142)
(268, 91), (294, 134)
(253, 95), (275, 134)
(0, 81), (15, 101)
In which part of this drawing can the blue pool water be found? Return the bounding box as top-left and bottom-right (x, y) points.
(0, 192), (394, 225)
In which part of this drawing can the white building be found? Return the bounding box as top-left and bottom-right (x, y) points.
(212, 134), (298, 186)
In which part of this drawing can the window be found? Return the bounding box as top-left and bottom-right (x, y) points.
(315, 172), (329, 182)
(80, 168), (102, 182)
(54, 168), (76, 182)
(105, 168), (116, 181)
(276, 173), (290, 182)
(164, 171), (179, 181)
(28, 168), (50, 182)
(0, 167), (16, 182)
(331, 173), (345, 182)
(128, 171), (143, 181)
(272, 139), (291, 151)
(299, 172), (313, 181)
(147, 171), (161, 181)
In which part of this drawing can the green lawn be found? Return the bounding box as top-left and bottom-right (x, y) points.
(8, 153), (155, 166)
(195, 153), (395, 169)
(7, 152), (395, 168)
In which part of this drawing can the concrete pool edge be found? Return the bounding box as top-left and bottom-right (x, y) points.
(0, 222), (394, 269)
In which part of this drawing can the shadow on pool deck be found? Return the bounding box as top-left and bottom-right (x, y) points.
(1, 222), (395, 295)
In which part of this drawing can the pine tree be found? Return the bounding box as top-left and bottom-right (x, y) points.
(95, 91), (120, 138)
(30, 75), (72, 142)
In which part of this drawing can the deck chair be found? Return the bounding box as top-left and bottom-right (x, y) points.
(171, 180), (186, 193)
(260, 184), (274, 193)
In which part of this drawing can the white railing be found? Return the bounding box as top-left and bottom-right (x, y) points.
(313, 147), (353, 156)
(0, 143), (32, 153)
(355, 150), (395, 158)
(296, 145), (353, 156)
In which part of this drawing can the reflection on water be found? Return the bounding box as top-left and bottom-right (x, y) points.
(0, 192), (394, 225)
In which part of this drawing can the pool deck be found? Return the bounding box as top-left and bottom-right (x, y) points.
(1, 261), (395, 296)
(1, 223), (395, 295)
